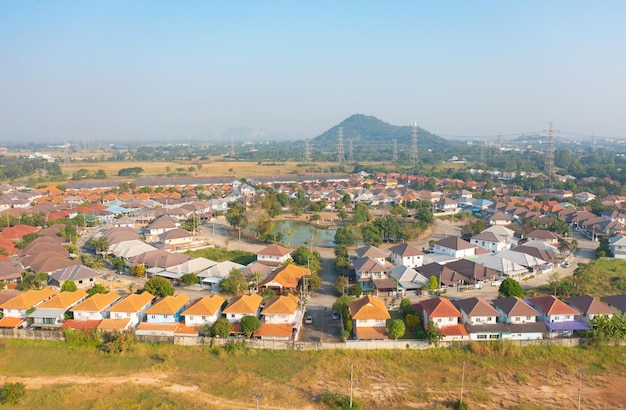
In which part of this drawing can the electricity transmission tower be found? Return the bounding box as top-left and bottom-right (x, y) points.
(392, 139), (398, 162)
(337, 127), (346, 166)
(411, 121), (419, 171)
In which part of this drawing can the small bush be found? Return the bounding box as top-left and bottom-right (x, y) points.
(223, 340), (249, 355)
(453, 399), (468, 410)
(318, 391), (361, 410)
(0, 382), (26, 405)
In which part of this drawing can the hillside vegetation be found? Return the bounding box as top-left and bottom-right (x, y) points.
(0, 339), (625, 409)
(536, 258), (626, 297)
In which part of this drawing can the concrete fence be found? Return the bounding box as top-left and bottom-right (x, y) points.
(0, 328), (64, 341)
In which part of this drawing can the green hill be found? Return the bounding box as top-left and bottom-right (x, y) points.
(311, 114), (449, 150)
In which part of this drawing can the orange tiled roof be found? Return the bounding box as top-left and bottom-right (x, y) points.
(261, 294), (299, 315)
(175, 324), (202, 335)
(144, 294), (189, 315)
(223, 293), (263, 315)
(0, 317), (25, 328)
(136, 322), (179, 332)
(71, 292), (121, 312)
(349, 296), (391, 320)
(182, 295), (225, 316)
(97, 318), (131, 330)
(38, 290), (88, 309)
(253, 323), (293, 338)
(108, 292), (154, 313)
(0, 288), (56, 310)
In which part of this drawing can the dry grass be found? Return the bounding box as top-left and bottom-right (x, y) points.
(1, 340), (626, 409)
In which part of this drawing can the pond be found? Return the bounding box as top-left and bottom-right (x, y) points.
(271, 220), (337, 247)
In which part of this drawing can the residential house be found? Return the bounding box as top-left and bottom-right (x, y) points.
(608, 236), (626, 259)
(182, 294), (226, 328)
(474, 254), (528, 280)
(455, 297), (508, 341)
(354, 245), (387, 265)
(431, 237), (484, 259)
(198, 261), (244, 291)
(388, 243), (424, 269)
(255, 294), (301, 341)
(602, 294), (626, 314)
(416, 297), (468, 341)
(222, 293), (263, 324)
(136, 294), (190, 336)
(256, 244), (292, 266)
(526, 295), (589, 338)
(436, 198), (459, 213)
(387, 265), (428, 296)
(146, 215), (179, 236)
(526, 230), (561, 245)
(28, 290), (88, 328)
(485, 212), (513, 226)
(258, 264), (310, 295)
(491, 296), (545, 340)
(565, 295), (615, 322)
(0, 288), (55, 328)
(48, 265), (103, 289)
(70, 292), (122, 321)
(348, 295), (391, 340)
(158, 228), (194, 252)
(104, 292), (154, 329)
(470, 231), (511, 254)
(352, 257), (388, 293)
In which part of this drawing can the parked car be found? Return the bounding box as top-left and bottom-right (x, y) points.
(305, 316), (313, 324)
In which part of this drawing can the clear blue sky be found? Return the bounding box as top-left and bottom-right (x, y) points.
(1, 1), (625, 143)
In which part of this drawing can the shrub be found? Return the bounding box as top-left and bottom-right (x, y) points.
(318, 391), (361, 410)
(0, 382), (26, 405)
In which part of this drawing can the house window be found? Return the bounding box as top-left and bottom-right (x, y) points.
(163, 315), (169, 319)
(565, 315), (571, 320)
(449, 317), (454, 322)
(489, 334), (500, 339)
(475, 317), (482, 322)
(376, 319), (385, 324)
(553, 316), (560, 321)
(437, 318), (442, 323)
(487, 317), (493, 322)
(231, 314), (235, 318)
(202, 316), (206, 320)
(189, 316), (194, 320)
(526, 316), (532, 320)
(151, 315), (156, 319)
(477, 334), (487, 339)
(514, 317), (521, 322)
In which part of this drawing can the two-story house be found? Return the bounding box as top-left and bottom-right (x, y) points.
(455, 297), (507, 341)
(470, 231), (511, 254)
(348, 295), (390, 340)
(28, 290), (88, 328)
(182, 294), (226, 328)
(526, 295), (589, 338)
(255, 294), (301, 341)
(100, 292), (154, 331)
(388, 243), (424, 269)
(0, 288), (56, 328)
(159, 228), (194, 252)
(491, 296), (545, 340)
(416, 296), (468, 341)
(256, 244), (292, 266)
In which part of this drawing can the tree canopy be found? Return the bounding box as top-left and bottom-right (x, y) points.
(498, 278), (525, 298)
(144, 277), (175, 297)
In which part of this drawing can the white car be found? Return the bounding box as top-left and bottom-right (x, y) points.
(305, 316), (313, 324)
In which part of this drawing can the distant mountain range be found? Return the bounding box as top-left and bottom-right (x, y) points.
(311, 114), (449, 149)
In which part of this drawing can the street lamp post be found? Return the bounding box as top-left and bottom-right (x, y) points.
(252, 391), (262, 410)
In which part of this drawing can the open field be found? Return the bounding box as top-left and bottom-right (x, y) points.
(1, 339), (625, 409)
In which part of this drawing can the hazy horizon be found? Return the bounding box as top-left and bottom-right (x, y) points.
(1, 1), (625, 143)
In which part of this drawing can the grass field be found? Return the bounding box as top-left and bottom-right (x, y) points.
(1, 338), (625, 409)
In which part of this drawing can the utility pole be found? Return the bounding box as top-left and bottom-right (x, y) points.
(252, 391), (262, 410)
(348, 139), (354, 163)
(577, 368), (583, 410)
(460, 361), (466, 406)
(349, 361), (354, 408)
(305, 139), (311, 164)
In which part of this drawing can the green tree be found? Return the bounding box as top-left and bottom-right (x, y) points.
(87, 284), (109, 296)
(334, 276), (348, 295)
(361, 223), (382, 246)
(61, 280), (78, 292)
(427, 275), (439, 292)
(210, 318), (233, 337)
(388, 319), (406, 341)
(405, 313), (422, 334)
(0, 382), (26, 405)
(219, 267), (248, 296)
(349, 283), (363, 297)
(181, 273), (199, 286)
(498, 278), (525, 298)
(240, 315), (261, 338)
(426, 321), (444, 346)
(334, 226), (355, 247)
(144, 277), (175, 297)
(351, 203), (372, 225)
(399, 298), (414, 317)
(130, 264), (146, 278)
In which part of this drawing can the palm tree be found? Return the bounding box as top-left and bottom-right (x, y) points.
(251, 271), (264, 293)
